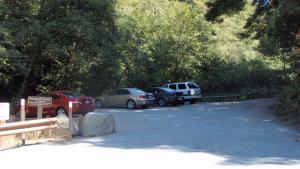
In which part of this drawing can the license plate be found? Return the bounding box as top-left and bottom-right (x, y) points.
(178, 97), (183, 100)
(85, 101), (90, 104)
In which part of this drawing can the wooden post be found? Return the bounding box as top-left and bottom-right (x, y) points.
(68, 101), (72, 141)
(37, 106), (43, 119)
(20, 99), (26, 145)
(0, 120), (6, 149)
(0, 103), (9, 149)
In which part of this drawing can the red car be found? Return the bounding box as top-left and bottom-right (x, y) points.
(15, 91), (95, 117)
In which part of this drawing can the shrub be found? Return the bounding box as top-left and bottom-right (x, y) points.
(277, 81), (300, 121)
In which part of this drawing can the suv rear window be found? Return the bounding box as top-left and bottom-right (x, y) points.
(169, 84), (176, 90)
(178, 84), (186, 89)
(187, 83), (198, 89)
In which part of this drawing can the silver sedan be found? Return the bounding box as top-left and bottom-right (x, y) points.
(95, 88), (155, 109)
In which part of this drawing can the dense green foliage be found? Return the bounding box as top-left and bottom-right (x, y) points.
(0, 0), (299, 122)
(244, 0), (300, 120)
(0, 0), (118, 99)
(116, 0), (210, 87)
(115, 0), (283, 95)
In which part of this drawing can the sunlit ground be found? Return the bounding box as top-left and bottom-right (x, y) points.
(1, 99), (300, 169)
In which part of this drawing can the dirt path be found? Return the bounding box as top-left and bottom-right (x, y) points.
(1, 98), (300, 169)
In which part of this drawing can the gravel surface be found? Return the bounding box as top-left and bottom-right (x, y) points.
(1, 98), (300, 169)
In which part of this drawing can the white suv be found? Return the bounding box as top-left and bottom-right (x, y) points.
(162, 82), (202, 104)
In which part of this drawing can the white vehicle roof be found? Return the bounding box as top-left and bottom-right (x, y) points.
(164, 82), (197, 85)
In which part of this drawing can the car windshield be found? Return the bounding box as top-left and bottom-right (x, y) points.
(129, 88), (146, 95)
(63, 92), (83, 98)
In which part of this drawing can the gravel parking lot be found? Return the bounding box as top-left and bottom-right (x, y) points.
(1, 98), (300, 169)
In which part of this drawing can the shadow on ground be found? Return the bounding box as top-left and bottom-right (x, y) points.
(50, 99), (300, 166)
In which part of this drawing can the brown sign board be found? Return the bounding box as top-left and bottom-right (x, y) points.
(27, 96), (52, 107)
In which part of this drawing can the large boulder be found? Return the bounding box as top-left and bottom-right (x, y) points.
(79, 112), (115, 137)
(56, 113), (79, 136)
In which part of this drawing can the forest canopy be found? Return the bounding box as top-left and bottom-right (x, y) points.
(0, 0), (299, 119)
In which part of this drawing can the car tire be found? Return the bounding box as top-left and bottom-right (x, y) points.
(189, 99), (196, 104)
(158, 98), (167, 107)
(95, 100), (103, 108)
(178, 98), (185, 104)
(56, 107), (67, 116)
(127, 100), (136, 110)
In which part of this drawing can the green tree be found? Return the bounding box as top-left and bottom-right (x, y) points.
(116, 0), (210, 87)
(0, 0), (118, 100)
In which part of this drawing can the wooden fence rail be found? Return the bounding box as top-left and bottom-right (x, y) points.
(200, 93), (257, 102)
(0, 118), (58, 137)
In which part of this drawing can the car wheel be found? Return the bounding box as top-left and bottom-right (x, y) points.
(95, 100), (103, 108)
(178, 98), (185, 104)
(189, 99), (196, 104)
(158, 98), (167, 107)
(56, 107), (67, 116)
(127, 100), (136, 110)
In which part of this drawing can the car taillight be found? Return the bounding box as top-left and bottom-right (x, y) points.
(139, 95), (145, 99)
(171, 93), (176, 96)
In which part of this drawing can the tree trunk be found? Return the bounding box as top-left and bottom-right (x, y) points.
(17, 55), (37, 99)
